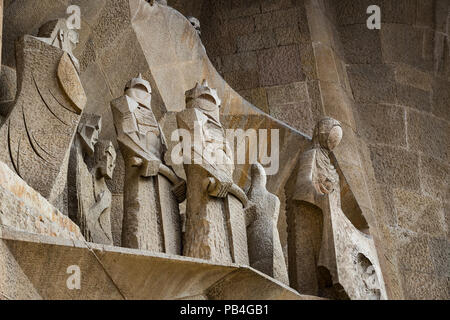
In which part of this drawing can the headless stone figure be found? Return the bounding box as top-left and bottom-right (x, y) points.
(176, 80), (249, 265)
(111, 74), (182, 254)
(246, 163), (289, 284)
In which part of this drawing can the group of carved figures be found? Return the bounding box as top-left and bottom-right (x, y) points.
(0, 16), (386, 300)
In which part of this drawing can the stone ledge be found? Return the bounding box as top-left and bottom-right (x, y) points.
(0, 227), (322, 300)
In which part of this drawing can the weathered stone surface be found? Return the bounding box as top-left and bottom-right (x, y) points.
(340, 24), (382, 64)
(347, 64), (396, 104)
(393, 188), (446, 237)
(396, 84), (432, 112)
(407, 110), (450, 163)
(357, 104), (406, 146)
(0, 161), (83, 240)
(369, 145), (420, 192)
(257, 45), (305, 86)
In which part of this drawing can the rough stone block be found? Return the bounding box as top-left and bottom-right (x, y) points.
(340, 24), (382, 64)
(221, 52), (258, 73)
(266, 81), (309, 106)
(419, 155), (449, 201)
(369, 145), (420, 192)
(274, 26), (301, 46)
(357, 103), (406, 146)
(407, 110), (450, 163)
(432, 79), (450, 122)
(237, 31), (277, 52)
(395, 63), (433, 92)
(393, 188), (446, 237)
(238, 87), (270, 113)
(269, 101), (314, 134)
(254, 7), (299, 31)
(257, 45), (305, 86)
(227, 15), (256, 38)
(401, 271), (449, 300)
(381, 24), (433, 72)
(396, 84), (432, 112)
(223, 69), (260, 91)
(428, 237), (450, 278)
(347, 64), (396, 104)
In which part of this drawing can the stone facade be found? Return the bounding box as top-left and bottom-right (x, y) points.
(0, 0), (448, 300)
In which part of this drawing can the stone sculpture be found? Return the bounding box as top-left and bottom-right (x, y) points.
(176, 80), (249, 265)
(288, 117), (386, 300)
(0, 19), (86, 208)
(69, 114), (115, 245)
(111, 74), (183, 254)
(246, 163), (289, 284)
(187, 17), (201, 36)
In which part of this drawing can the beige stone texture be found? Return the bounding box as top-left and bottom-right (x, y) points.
(0, 161), (83, 241)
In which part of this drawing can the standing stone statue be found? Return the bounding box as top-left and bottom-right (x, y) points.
(69, 114), (115, 245)
(246, 163), (289, 284)
(288, 117), (386, 300)
(111, 74), (183, 254)
(0, 19), (86, 207)
(176, 80), (249, 265)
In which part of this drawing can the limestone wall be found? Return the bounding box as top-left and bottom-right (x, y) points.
(337, 0), (449, 299)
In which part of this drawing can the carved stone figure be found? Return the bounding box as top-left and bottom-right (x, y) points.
(288, 117), (386, 300)
(176, 80), (249, 265)
(187, 16), (201, 36)
(0, 19), (86, 208)
(111, 74), (182, 254)
(68, 114), (114, 245)
(246, 163), (289, 284)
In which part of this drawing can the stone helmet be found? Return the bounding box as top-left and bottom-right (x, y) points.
(125, 73), (152, 94)
(185, 80), (221, 112)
